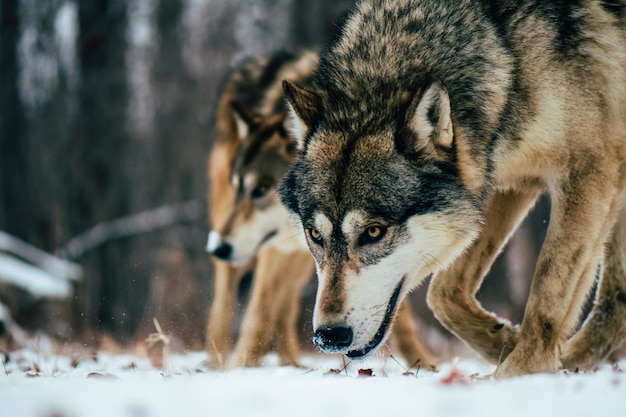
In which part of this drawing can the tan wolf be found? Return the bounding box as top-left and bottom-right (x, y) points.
(280, 0), (626, 377)
(206, 50), (437, 369)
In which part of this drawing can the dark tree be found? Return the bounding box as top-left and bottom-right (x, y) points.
(0, 0), (27, 242)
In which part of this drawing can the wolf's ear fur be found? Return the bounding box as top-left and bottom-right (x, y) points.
(407, 81), (453, 151)
(230, 101), (256, 141)
(282, 80), (321, 150)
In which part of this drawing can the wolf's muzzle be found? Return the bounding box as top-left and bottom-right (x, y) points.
(344, 279), (403, 359)
(206, 232), (233, 261)
(313, 326), (353, 352)
(210, 242), (232, 261)
(312, 278), (405, 357)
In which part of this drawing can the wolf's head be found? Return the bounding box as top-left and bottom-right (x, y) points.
(206, 103), (299, 265)
(279, 79), (483, 358)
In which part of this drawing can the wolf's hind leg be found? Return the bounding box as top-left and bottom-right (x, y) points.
(390, 299), (439, 371)
(427, 187), (541, 363)
(562, 192), (626, 370)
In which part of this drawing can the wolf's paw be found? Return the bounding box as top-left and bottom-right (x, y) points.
(560, 305), (626, 371)
(226, 352), (262, 370)
(204, 356), (226, 371)
(560, 343), (609, 372)
(279, 358), (305, 368)
(493, 343), (559, 379)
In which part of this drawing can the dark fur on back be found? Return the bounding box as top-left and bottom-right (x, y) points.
(283, 0), (626, 213)
(314, 1), (511, 135)
(226, 51), (301, 117)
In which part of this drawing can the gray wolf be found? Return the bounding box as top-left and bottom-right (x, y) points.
(206, 50), (437, 369)
(280, 0), (626, 377)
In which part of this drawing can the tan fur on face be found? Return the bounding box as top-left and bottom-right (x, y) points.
(205, 51), (319, 368)
(207, 50), (438, 369)
(206, 138), (252, 368)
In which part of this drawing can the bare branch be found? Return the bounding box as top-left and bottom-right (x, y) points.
(59, 200), (204, 259)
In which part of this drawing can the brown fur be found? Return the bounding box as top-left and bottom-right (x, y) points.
(280, 0), (626, 377)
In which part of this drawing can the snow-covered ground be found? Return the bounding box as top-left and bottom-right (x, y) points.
(0, 347), (624, 417)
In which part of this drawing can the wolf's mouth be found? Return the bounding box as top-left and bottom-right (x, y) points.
(258, 230), (278, 248)
(345, 277), (404, 359)
(229, 230), (278, 266)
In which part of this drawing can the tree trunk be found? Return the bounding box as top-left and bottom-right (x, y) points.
(70, 0), (142, 342)
(0, 0), (27, 242)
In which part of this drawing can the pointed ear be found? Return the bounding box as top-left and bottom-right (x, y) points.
(282, 80), (321, 150)
(406, 81), (453, 151)
(230, 101), (257, 141)
(279, 117), (298, 157)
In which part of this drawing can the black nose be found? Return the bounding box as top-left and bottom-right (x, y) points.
(313, 326), (353, 351)
(211, 242), (232, 261)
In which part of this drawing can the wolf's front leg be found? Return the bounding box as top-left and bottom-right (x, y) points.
(427, 188), (541, 363)
(206, 260), (249, 369)
(273, 251), (315, 367)
(228, 247), (312, 368)
(228, 248), (281, 368)
(495, 161), (626, 378)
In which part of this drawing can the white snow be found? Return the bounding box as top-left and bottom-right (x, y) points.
(0, 231), (82, 282)
(0, 348), (623, 417)
(0, 253), (72, 299)
(0, 231), (81, 299)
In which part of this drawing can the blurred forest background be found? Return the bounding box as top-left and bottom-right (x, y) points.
(0, 0), (549, 355)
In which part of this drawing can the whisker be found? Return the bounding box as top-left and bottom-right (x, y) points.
(422, 252), (444, 274)
(267, 229), (305, 247)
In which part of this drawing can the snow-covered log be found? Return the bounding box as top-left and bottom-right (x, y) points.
(0, 231), (81, 281)
(0, 231), (81, 299)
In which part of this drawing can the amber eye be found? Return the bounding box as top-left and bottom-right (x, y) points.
(308, 227), (322, 244)
(359, 225), (387, 245)
(367, 226), (382, 239)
